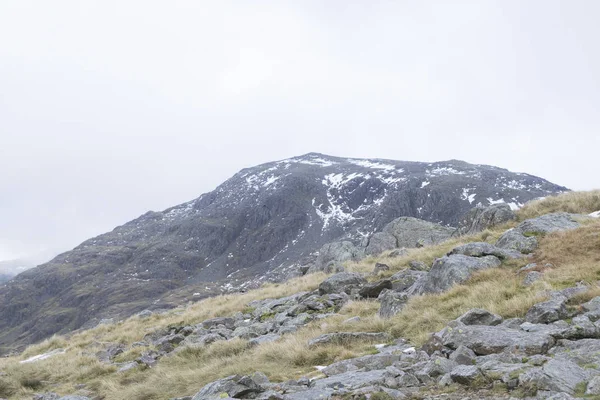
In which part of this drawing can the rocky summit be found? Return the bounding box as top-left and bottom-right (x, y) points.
(0, 153), (567, 352)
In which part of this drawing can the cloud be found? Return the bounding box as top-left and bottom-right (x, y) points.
(0, 0), (599, 263)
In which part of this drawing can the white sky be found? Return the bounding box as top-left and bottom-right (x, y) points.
(1, 0), (599, 262)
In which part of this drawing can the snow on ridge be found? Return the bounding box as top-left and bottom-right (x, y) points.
(263, 175), (280, 187)
(347, 159), (398, 171)
(427, 167), (466, 176)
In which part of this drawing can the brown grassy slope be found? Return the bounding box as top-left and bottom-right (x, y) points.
(0, 190), (599, 400)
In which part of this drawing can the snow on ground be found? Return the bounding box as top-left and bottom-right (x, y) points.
(420, 181), (430, 188)
(461, 188), (477, 204)
(20, 348), (65, 364)
(590, 211), (600, 218)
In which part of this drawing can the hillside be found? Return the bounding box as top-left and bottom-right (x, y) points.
(0, 191), (598, 400)
(0, 154), (567, 352)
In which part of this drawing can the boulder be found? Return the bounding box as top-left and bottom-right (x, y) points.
(442, 324), (555, 355)
(456, 309), (502, 326)
(201, 317), (235, 330)
(378, 290), (408, 319)
(191, 374), (265, 399)
(449, 345), (476, 365)
(321, 353), (401, 376)
(515, 213), (583, 236)
(365, 232), (397, 255)
(318, 272), (366, 295)
(248, 334), (281, 348)
(449, 365), (482, 385)
(525, 297), (568, 324)
(315, 241), (364, 271)
(457, 203), (516, 235)
(308, 332), (390, 348)
(523, 271), (543, 286)
(420, 255), (502, 294)
(408, 260), (428, 271)
(519, 359), (591, 394)
(389, 270), (427, 292)
(447, 242), (521, 260)
(495, 230), (538, 254)
(379, 217), (454, 249)
(358, 280), (393, 298)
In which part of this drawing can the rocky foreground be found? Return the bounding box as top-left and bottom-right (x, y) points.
(17, 209), (600, 400)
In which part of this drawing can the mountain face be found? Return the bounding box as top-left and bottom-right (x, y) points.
(0, 153), (567, 352)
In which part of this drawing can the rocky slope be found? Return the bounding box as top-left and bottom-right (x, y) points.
(2, 202), (599, 400)
(0, 153), (567, 352)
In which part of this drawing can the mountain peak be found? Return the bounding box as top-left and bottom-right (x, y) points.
(0, 155), (568, 350)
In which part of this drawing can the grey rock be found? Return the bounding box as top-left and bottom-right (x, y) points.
(523, 271), (543, 286)
(33, 394), (60, 400)
(308, 332), (390, 348)
(449, 345), (477, 365)
(378, 289), (408, 318)
(586, 375), (600, 395)
(201, 317), (236, 330)
(380, 217), (455, 249)
(315, 241), (364, 270)
(388, 248), (408, 258)
(57, 397), (91, 400)
(189, 333), (226, 346)
(248, 334), (281, 348)
(365, 232), (398, 255)
(389, 269), (427, 292)
(191, 374), (265, 399)
(515, 213), (583, 236)
(420, 254), (502, 294)
(448, 242), (521, 260)
(582, 296), (600, 312)
(311, 369), (387, 390)
(372, 262), (390, 275)
(449, 365), (482, 385)
(408, 260), (428, 271)
(519, 358), (590, 394)
(358, 280), (392, 298)
(318, 272), (366, 295)
(117, 362), (138, 373)
(495, 229), (538, 254)
(322, 353), (401, 376)
(457, 203), (516, 235)
(457, 308), (502, 326)
(556, 315), (600, 340)
(442, 324), (556, 355)
(343, 316), (361, 325)
(500, 317), (525, 329)
(232, 323), (270, 340)
(416, 356), (457, 380)
(137, 350), (160, 367)
(525, 297), (568, 324)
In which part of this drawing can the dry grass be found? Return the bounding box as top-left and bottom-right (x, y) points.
(1, 193), (600, 399)
(517, 190), (600, 220)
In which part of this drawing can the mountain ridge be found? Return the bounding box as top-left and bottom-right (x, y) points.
(0, 153), (568, 352)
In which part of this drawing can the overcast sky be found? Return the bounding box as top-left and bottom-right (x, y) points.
(1, 1), (599, 264)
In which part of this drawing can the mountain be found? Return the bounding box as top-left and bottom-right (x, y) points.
(0, 153), (567, 352)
